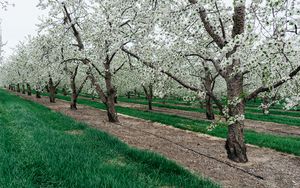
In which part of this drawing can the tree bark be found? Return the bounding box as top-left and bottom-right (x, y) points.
(203, 66), (215, 120)
(126, 91), (131, 99)
(48, 78), (56, 103)
(36, 91), (41, 98)
(17, 84), (21, 93)
(45, 84), (50, 93)
(70, 77), (78, 110)
(22, 84), (26, 94)
(142, 84), (153, 110)
(70, 94), (78, 110)
(49, 88), (56, 103)
(225, 74), (248, 163)
(262, 96), (270, 115)
(27, 83), (32, 96)
(205, 94), (215, 120)
(148, 85), (153, 110)
(104, 72), (119, 122)
(105, 93), (118, 122)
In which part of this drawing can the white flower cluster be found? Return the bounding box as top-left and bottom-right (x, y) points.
(284, 96), (300, 110)
(227, 114), (245, 125)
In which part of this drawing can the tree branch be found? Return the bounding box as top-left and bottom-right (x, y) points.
(246, 65), (300, 101)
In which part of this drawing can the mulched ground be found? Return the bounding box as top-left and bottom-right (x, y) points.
(12, 92), (300, 188)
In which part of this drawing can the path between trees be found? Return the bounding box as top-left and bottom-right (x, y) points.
(12, 92), (300, 188)
(118, 102), (300, 137)
(144, 100), (300, 120)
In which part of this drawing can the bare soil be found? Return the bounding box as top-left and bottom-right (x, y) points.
(12, 92), (300, 188)
(118, 102), (300, 137)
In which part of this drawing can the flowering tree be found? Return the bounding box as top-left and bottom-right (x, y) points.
(1, 0), (300, 164)
(37, 0), (155, 122)
(122, 0), (300, 163)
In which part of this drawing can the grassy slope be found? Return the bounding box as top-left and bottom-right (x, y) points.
(55, 95), (300, 157)
(0, 90), (218, 188)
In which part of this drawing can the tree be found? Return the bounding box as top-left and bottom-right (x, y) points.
(123, 0), (300, 162)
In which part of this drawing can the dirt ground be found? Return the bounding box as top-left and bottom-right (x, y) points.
(12, 92), (300, 188)
(118, 102), (300, 137)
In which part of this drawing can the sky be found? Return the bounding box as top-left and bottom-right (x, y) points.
(0, 0), (233, 58)
(0, 0), (47, 57)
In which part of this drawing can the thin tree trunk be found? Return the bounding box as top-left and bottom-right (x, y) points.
(225, 75), (248, 163)
(199, 100), (204, 109)
(22, 84), (26, 94)
(127, 91), (131, 99)
(70, 78), (78, 110)
(48, 78), (56, 103)
(49, 88), (56, 103)
(148, 96), (153, 110)
(27, 83), (32, 96)
(45, 84), (50, 93)
(142, 84), (153, 111)
(148, 84), (153, 110)
(262, 96), (270, 115)
(203, 66), (215, 120)
(17, 84), (21, 93)
(36, 91), (41, 98)
(205, 94), (215, 120)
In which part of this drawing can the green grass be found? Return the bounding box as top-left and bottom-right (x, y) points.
(245, 107), (300, 117)
(119, 96), (194, 106)
(116, 97), (300, 127)
(0, 89), (218, 188)
(55, 95), (300, 157)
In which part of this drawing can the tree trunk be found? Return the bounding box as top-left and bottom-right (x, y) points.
(142, 84), (153, 110)
(203, 66), (215, 120)
(104, 63), (119, 123)
(62, 87), (68, 96)
(45, 84), (50, 93)
(148, 97), (153, 110)
(22, 84), (26, 94)
(225, 75), (248, 163)
(17, 84), (21, 93)
(36, 91), (41, 98)
(70, 78), (78, 110)
(49, 88), (56, 103)
(105, 95), (118, 122)
(48, 78), (56, 103)
(148, 85), (153, 110)
(126, 91), (131, 99)
(27, 84), (32, 96)
(70, 93), (78, 110)
(199, 100), (204, 109)
(262, 96), (270, 115)
(134, 89), (138, 97)
(205, 94), (215, 120)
